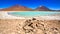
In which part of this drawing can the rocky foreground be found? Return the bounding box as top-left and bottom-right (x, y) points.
(0, 18), (60, 34)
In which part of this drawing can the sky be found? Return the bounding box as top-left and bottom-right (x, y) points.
(0, 0), (60, 10)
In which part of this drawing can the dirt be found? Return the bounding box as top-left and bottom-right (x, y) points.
(0, 19), (60, 34)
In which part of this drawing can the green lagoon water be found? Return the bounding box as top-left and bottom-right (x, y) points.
(8, 11), (60, 17)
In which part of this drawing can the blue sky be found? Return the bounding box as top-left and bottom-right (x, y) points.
(0, 0), (60, 10)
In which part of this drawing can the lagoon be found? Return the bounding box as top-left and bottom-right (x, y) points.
(8, 11), (60, 17)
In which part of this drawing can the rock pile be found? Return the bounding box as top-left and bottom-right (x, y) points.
(0, 19), (60, 34)
(21, 18), (60, 34)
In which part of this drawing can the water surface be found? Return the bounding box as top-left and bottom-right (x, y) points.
(8, 11), (60, 17)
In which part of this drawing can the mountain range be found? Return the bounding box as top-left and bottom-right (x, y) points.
(0, 5), (32, 11)
(0, 4), (59, 11)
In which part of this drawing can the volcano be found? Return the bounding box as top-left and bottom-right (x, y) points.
(0, 4), (32, 11)
(35, 5), (51, 11)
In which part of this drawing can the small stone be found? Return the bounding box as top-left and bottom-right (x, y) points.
(28, 23), (33, 26)
(25, 20), (29, 22)
(32, 18), (36, 20)
(37, 20), (39, 21)
(44, 33), (47, 34)
(30, 29), (33, 32)
(29, 19), (31, 21)
(41, 24), (44, 26)
(44, 28), (46, 30)
(30, 26), (34, 28)
(36, 24), (38, 27)
(55, 28), (58, 30)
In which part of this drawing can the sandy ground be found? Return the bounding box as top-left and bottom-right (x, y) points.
(0, 19), (25, 34)
(0, 19), (60, 34)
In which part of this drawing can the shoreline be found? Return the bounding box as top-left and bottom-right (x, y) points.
(1, 11), (60, 12)
(0, 11), (60, 20)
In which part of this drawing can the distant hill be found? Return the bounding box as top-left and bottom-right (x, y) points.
(0, 4), (32, 11)
(35, 6), (51, 11)
(0, 8), (3, 11)
(0, 5), (60, 11)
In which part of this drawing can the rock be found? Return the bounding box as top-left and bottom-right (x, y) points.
(0, 19), (60, 34)
(32, 18), (36, 20)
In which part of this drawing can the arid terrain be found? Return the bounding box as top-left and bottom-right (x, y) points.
(0, 18), (60, 34)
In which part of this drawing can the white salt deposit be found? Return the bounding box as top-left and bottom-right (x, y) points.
(0, 11), (60, 20)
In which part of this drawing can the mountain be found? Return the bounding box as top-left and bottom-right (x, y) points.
(0, 4), (32, 11)
(0, 8), (3, 10)
(35, 5), (51, 11)
(0, 5), (60, 11)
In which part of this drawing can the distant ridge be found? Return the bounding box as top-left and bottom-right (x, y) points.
(0, 4), (32, 11)
(35, 5), (51, 11)
(0, 5), (60, 11)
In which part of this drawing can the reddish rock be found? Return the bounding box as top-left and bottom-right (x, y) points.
(0, 4), (32, 11)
